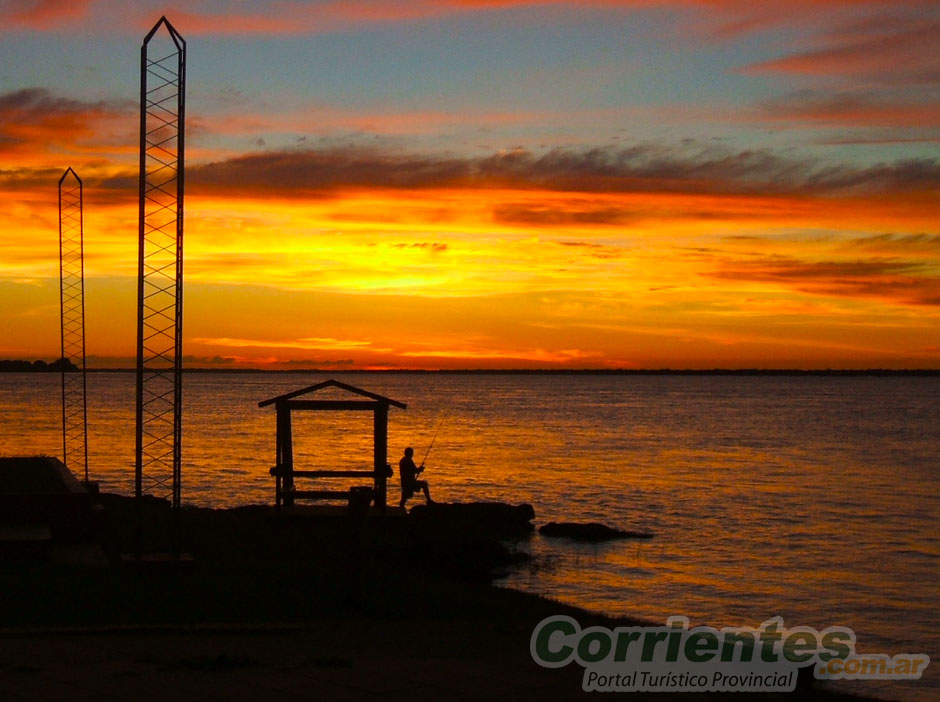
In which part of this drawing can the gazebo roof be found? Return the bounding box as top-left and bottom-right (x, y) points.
(258, 379), (406, 409)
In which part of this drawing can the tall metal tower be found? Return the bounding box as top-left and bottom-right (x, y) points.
(135, 16), (186, 527)
(58, 167), (88, 482)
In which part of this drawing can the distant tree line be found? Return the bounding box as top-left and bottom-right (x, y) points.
(0, 358), (80, 372)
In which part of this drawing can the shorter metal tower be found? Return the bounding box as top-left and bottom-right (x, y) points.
(58, 167), (89, 482)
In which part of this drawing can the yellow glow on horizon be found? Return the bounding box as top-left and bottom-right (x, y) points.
(1, 182), (937, 369)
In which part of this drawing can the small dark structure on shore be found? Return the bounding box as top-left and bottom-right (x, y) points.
(0, 456), (100, 559)
(259, 380), (406, 510)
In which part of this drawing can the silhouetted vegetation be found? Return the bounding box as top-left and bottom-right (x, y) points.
(0, 358), (79, 372)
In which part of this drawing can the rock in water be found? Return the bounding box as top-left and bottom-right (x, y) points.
(539, 521), (653, 541)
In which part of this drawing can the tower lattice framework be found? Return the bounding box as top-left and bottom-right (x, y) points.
(58, 167), (88, 482)
(135, 16), (186, 520)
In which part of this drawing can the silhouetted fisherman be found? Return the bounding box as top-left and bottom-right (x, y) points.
(399, 447), (433, 508)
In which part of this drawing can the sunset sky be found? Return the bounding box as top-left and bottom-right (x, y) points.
(1, 0), (938, 369)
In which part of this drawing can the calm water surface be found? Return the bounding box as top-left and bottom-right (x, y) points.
(1, 372), (937, 701)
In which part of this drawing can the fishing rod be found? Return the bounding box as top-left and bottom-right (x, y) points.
(420, 415), (446, 468)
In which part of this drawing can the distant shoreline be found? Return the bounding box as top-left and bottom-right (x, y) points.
(2, 363), (937, 377)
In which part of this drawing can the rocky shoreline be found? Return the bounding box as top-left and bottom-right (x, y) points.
(0, 492), (895, 701)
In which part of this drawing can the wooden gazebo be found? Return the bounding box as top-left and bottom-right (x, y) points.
(258, 379), (406, 510)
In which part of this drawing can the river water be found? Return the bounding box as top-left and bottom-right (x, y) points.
(1, 371), (936, 700)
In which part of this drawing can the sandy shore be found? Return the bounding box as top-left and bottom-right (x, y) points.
(1, 620), (886, 701)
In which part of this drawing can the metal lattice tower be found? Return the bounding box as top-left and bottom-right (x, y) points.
(136, 16), (186, 517)
(58, 167), (89, 482)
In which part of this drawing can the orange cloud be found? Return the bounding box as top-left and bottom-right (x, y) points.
(756, 91), (940, 130)
(0, 89), (135, 169)
(841, 234), (940, 259)
(400, 347), (599, 364)
(0, 0), (93, 30)
(193, 336), (389, 352)
(7, 1), (926, 40)
(708, 256), (940, 307)
(744, 15), (940, 84)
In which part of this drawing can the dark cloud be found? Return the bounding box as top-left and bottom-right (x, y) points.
(0, 87), (79, 111)
(184, 144), (940, 199)
(391, 242), (448, 252)
(2, 79), (938, 200)
(0, 165), (64, 188)
(757, 90), (940, 129)
(815, 134), (940, 146)
(208, 355), (236, 365)
(709, 255), (940, 306)
(0, 166), (137, 206)
(0, 87), (132, 127)
(723, 258), (925, 278)
(0, 87), (134, 165)
(492, 203), (637, 226)
(2, 91), (938, 203)
(187, 148), (470, 194)
(844, 233), (940, 255)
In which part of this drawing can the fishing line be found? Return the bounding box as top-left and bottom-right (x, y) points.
(420, 413), (447, 467)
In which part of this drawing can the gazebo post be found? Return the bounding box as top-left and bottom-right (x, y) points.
(373, 403), (388, 510)
(276, 401), (294, 508)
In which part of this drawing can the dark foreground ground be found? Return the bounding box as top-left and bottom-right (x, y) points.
(0, 493), (887, 701)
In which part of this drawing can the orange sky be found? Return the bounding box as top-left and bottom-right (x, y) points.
(1, 1), (938, 369)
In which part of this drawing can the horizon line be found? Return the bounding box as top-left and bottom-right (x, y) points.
(2, 359), (937, 375)
(3, 367), (936, 376)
